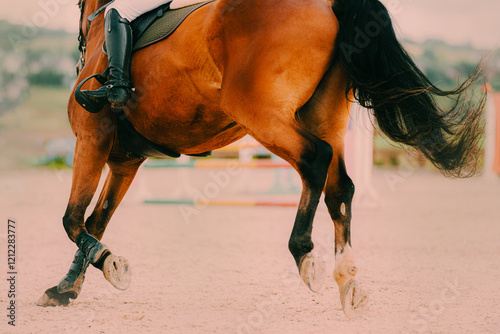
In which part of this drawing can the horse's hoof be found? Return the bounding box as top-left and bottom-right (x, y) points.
(298, 253), (326, 293)
(36, 286), (73, 307)
(340, 279), (369, 319)
(102, 253), (131, 290)
(57, 277), (83, 298)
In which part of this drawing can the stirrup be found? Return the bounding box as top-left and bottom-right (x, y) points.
(74, 68), (110, 113)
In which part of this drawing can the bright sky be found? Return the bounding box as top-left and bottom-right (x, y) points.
(1, 0), (499, 50)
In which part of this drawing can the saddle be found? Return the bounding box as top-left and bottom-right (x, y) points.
(106, 0), (214, 53)
(78, 0), (215, 159)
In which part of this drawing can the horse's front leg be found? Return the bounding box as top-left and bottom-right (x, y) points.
(84, 155), (145, 287)
(325, 155), (369, 318)
(37, 130), (113, 306)
(58, 154), (144, 294)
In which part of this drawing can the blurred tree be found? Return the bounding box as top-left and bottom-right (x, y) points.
(27, 69), (65, 87)
(0, 52), (29, 115)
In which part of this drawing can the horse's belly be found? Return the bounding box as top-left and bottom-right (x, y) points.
(148, 115), (246, 155)
(126, 84), (246, 154)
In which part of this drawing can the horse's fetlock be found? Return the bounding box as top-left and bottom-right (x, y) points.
(349, 265), (358, 276)
(289, 236), (313, 260)
(62, 216), (79, 242)
(334, 264), (357, 285)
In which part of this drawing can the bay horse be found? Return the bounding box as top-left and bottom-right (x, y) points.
(38, 0), (484, 318)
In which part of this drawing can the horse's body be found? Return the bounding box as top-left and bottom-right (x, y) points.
(39, 0), (484, 318)
(75, 0), (341, 154)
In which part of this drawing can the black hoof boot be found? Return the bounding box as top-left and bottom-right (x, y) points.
(75, 233), (110, 264)
(57, 249), (90, 298)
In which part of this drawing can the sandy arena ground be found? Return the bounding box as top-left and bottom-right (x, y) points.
(0, 166), (499, 333)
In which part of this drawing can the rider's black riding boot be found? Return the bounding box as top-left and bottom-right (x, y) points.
(84, 9), (133, 109)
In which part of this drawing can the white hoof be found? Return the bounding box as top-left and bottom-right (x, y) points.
(299, 253), (326, 293)
(102, 254), (131, 291)
(340, 279), (369, 319)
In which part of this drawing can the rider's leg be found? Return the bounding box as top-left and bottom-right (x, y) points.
(81, 0), (176, 111)
(84, 8), (133, 109)
(105, 0), (174, 22)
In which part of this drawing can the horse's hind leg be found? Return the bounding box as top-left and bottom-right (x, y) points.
(228, 112), (333, 292)
(325, 156), (368, 318)
(56, 154), (145, 299)
(220, 68), (334, 292)
(298, 63), (369, 317)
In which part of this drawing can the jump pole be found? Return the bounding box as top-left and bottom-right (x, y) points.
(144, 159), (292, 169)
(145, 198), (298, 207)
(142, 120), (378, 207)
(143, 140), (300, 206)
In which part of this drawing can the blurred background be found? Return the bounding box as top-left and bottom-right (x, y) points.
(1, 2), (500, 333)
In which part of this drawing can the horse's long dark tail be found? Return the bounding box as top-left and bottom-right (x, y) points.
(332, 0), (485, 177)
